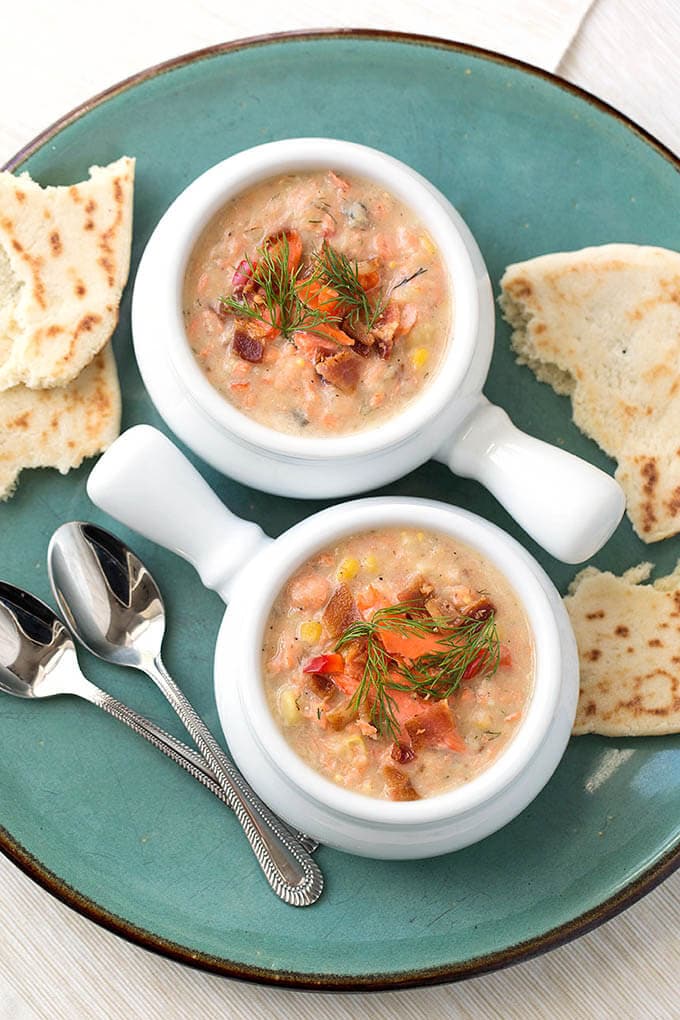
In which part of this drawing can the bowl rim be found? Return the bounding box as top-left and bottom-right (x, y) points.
(132, 137), (486, 460)
(221, 497), (565, 826)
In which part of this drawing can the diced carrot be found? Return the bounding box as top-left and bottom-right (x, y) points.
(499, 645), (512, 668)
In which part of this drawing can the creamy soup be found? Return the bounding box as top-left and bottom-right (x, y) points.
(262, 528), (534, 800)
(183, 170), (451, 436)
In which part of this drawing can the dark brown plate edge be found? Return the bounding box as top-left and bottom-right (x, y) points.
(1, 27), (678, 991)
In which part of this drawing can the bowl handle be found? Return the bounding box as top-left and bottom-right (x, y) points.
(87, 425), (269, 602)
(435, 396), (625, 563)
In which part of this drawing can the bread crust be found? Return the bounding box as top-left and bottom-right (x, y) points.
(565, 561), (680, 736)
(500, 244), (680, 543)
(0, 157), (134, 390)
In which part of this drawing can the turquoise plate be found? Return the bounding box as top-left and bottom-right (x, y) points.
(1, 30), (678, 989)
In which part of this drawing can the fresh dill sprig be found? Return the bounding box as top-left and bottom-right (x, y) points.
(312, 242), (386, 331)
(335, 602), (500, 742)
(391, 266), (427, 291)
(220, 234), (337, 339)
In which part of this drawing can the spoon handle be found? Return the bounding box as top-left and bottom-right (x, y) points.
(146, 654), (324, 907)
(84, 686), (319, 855)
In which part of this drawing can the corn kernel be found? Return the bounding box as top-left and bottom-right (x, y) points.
(421, 235), (436, 255)
(417, 531), (425, 542)
(411, 347), (429, 369)
(336, 556), (360, 582)
(299, 620), (322, 644)
(295, 357), (306, 367)
(279, 688), (300, 726)
(362, 553), (378, 572)
(339, 733), (367, 763)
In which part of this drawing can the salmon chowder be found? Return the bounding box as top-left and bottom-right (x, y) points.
(183, 170), (451, 436)
(262, 528), (534, 801)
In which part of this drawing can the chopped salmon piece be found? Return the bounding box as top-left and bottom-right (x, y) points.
(405, 701), (466, 754)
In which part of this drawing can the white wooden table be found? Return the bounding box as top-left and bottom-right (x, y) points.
(0, 1), (678, 1017)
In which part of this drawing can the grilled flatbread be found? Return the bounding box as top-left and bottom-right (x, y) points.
(0, 344), (121, 499)
(500, 244), (680, 543)
(0, 157), (134, 390)
(566, 561), (680, 736)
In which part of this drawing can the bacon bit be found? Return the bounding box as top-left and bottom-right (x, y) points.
(325, 698), (358, 731)
(232, 329), (264, 363)
(370, 303), (401, 359)
(315, 350), (362, 393)
(322, 584), (361, 638)
(424, 596), (461, 622)
(383, 764), (420, 801)
(391, 742), (416, 765)
(463, 596), (496, 621)
(306, 673), (336, 697)
(405, 701), (466, 753)
(397, 574), (435, 606)
(303, 653), (345, 675)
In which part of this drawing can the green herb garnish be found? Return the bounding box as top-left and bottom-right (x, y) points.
(312, 242), (386, 331)
(335, 602), (500, 742)
(220, 234), (335, 339)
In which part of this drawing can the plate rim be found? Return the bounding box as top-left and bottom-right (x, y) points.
(1, 27), (678, 990)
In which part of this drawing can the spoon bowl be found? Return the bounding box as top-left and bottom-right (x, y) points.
(48, 522), (165, 669)
(47, 521), (324, 905)
(0, 582), (80, 700)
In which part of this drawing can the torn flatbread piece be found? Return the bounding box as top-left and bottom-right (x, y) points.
(0, 156), (134, 390)
(565, 561), (680, 736)
(0, 344), (121, 499)
(500, 244), (680, 543)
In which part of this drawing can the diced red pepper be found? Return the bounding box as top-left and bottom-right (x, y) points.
(302, 653), (345, 675)
(462, 651), (487, 680)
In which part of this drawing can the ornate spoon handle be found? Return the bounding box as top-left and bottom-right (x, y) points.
(81, 683), (318, 855)
(145, 654), (323, 907)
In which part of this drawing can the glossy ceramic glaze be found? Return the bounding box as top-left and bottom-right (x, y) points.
(132, 137), (624, 564)
(0, 32), (678, 988)
(86, 427), (579, 857)
(214, 498), (578, 857)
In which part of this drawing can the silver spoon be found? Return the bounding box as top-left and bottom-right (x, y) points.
(0, 582), (318, 852)
(47, 521), (323, 907)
